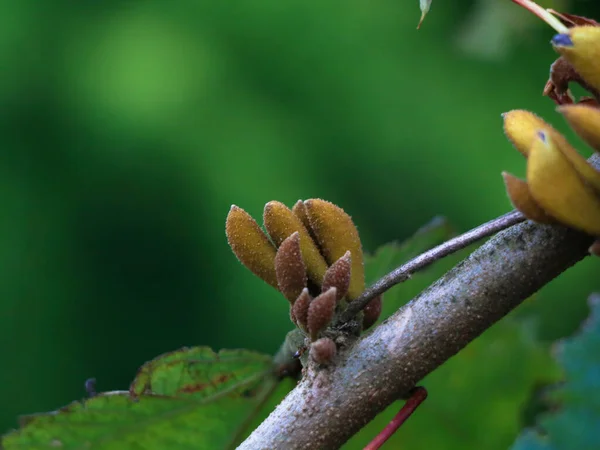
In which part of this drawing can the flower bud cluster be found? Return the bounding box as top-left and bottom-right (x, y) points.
(502, 16), (600, 253)
(226, 199), (382, 350)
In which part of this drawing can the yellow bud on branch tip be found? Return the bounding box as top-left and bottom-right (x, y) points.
(527, 132), (600, 236)
(304, 199), (365, 300)
(226, 205), (278, 288)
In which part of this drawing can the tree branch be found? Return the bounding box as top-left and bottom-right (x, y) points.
(238, 154), (599, 450)
(340, 210), (526, 321)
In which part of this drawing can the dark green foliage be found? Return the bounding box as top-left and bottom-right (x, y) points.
(512, 294), (600, 450)
(1, 0), (599, 442)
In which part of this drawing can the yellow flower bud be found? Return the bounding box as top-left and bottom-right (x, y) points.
(556, 105), (600, 194)
(503, 110), (551, 158)
(527, 131), (600, 236)
(292, 200), (312, 232)
(552, 26), (600, 93)
(503, 109), (600, 194)
(304, 199), (365, 299)
(559, 103), (600, 154)
(263, 201), (328, 285)
(225, 205), (278, 288)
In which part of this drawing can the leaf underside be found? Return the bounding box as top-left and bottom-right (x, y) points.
(2, 347), (290, 450)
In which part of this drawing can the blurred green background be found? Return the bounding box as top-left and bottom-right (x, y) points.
(1, 0), (599, 438)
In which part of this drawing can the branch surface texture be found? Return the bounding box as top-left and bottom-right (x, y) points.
(341, 210), (525, 321)
(239, 157), (598, 450)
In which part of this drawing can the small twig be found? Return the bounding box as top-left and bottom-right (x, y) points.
(84, 378), (97, 398)
(364, 387), (428, 450)
(341, 210), (525, 322)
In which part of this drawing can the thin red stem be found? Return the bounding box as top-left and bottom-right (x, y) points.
(509, 0), (568, 33)
(363, 387), (428, 450)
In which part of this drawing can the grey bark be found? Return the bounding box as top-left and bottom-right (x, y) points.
(239, 155), (599, 450)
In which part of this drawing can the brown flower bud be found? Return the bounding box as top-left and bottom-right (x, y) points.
(275, 232), (308, 304)
(362, 295), (383, 330)
(263, 201), (328, 285)
(289, 305), (296, 324)
(304, 199), (365, 300)
(544, 56), (598, 105)
(292, 288), (312, 331)
(502, 172), (556, 224)
(310, 338), (337, 365)
(544, 58), (574, 105)
(590, 239), (600, 257)
(321, 251), (352, 302)
(307, 287), (337, 341)
(225, 205), (277, 288)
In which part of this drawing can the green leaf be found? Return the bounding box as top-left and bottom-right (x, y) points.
(130, 347), (272, 398)
(2, 347), (291, 450)
(511, 293), (600, 450)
